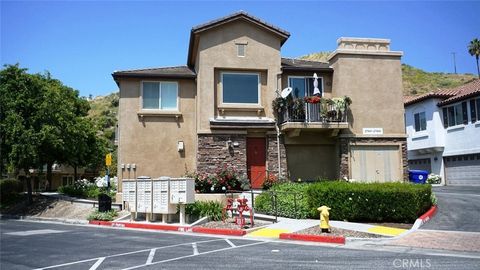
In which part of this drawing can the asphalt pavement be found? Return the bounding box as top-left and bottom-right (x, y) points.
(1, 219), (479, 270)
(422, 186), (480, 232)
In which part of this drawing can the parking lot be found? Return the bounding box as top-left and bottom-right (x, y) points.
(1, 219), (479, 270)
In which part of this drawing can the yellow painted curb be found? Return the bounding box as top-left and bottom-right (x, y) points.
(247, 228), (290, 238)
(367, 226), (406, 236)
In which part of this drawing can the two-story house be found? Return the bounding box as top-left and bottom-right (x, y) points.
(112, 11), (407, 195)
(405, 79), (480, 186)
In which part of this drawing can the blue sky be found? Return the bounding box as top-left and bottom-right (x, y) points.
(1, 1), (479, 97)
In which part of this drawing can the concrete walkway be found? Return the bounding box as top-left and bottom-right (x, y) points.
(247, 217), (407, 239)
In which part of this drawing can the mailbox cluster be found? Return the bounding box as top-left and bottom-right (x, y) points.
(122, 177), (195, 216)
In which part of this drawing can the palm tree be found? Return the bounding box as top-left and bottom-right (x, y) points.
(468, 38), (480, 78)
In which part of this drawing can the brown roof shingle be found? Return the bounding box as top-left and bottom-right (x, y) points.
(112, 66), (196, 80)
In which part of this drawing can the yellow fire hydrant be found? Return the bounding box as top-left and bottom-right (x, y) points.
(317, 205), (331, 233)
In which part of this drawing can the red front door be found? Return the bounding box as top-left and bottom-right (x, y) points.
(247, 138), (266, 189)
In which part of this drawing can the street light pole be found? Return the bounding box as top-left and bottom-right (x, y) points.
(452, 52), (457, 74)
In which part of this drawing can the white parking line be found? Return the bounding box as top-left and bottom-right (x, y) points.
(192, 243), (199, 255)
(145, 249), (156, 265)
(120, 241), (267, 270)
(33, 239), (224, 270)
(225, 239), (236, 247)
(5, 229), (67, 236)
(88, 257), (105, 270)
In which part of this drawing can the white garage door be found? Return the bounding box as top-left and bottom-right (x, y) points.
(444, 154), (480, 186)
(351, 145), (402, 182)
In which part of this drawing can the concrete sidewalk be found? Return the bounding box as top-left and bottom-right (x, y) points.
(247, 217), (407, 239)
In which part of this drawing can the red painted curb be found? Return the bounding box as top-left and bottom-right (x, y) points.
(89, 220), (112, 226)
(419, 205), (437, 222)
(88, 220), (189, 232)
(191, 227), (246, 236)
(279, 233), (345, 244)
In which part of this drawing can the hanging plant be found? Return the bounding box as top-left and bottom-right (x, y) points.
(304, 96), (321, 104)
(272, 97), (287, 116)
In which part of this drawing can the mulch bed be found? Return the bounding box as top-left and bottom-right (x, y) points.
(198, 218), (271, 230)
(295, 225), (386, 238)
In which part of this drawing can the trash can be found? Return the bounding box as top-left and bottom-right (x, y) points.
(408, 170), (429, 184)
(98, 193), (112, 212)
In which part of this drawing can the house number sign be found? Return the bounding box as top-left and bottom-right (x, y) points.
(363, 128), (384, 135)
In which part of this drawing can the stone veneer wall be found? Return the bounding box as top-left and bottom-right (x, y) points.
(339, 137), (408, 181)
(197, 134), (247, 176)
(267, 134), (288, 178)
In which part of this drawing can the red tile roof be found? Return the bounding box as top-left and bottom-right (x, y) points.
(437, 79), (480, 106)
(404, 79), (480, 106)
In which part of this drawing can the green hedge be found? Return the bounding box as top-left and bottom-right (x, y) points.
(254, 181), (432, 223)
(307, 182), (432, 223)
(87, 210), (118, 221)
(254, 183), (310, 219)
(0, 179), (23, 205)
(185, 200), (223, 221)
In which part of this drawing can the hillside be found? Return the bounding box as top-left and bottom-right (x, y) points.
(300, 52), (477, 96)
(87, 92), (119, 146)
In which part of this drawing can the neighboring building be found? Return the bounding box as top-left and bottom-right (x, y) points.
(16, 164), (96, 191)
(405, 79), (480, 186)
(113, 11), (407, 193)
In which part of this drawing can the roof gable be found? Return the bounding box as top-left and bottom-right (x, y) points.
(187, 11), (290, 67)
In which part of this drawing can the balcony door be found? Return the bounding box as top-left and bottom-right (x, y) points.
(247, 138), (266, 189)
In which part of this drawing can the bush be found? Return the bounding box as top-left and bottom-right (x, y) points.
(87, 210), (118, 221)
(58, 179), (115, 200)
(190, 166), (247, 193)
(306, 182), (432, 223)
(185, 200), (223, 221)
(0, 179), (23, 204)
(255, 182), (310, 219)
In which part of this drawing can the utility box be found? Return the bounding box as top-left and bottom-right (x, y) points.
(170, 178), (195, 204)
(122, 179), (136, 212)
(152, 177), (176, 214)
(136, 177), (152, 213)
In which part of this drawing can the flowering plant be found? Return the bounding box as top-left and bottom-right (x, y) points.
(427, 173), (441, 184)
(262, 174), (278, 190)
(190, 165), (243, 193)
(304, 96), (321, 104)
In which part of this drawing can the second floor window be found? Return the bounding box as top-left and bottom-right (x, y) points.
(442, 101), (467, 128)
(288, 76), (323, 98)
(414, 112), (426, 132)
(142, 82), (178, 110)
(470, 98), (480, 123)
(222, 73), (260, 104)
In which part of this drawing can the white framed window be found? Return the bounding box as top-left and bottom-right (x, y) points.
(442, 101), (467, 128)
(141, 81), (178, 110)
(414, 111), (426, 132)
(469, 98), (480, 123)
(237, 44), (246, 57)
(221, 72), (260, 105)
(287, 76), (324, 98)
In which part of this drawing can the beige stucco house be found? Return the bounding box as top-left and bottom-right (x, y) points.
(112, 11), (407, 193)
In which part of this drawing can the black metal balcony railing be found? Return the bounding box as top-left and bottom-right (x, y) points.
(280, 103), (349, 124)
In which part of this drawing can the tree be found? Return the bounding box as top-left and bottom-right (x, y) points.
(1, 64), (103, 202)
(0, 65), (45, 204)
(468, 38), (480, 78)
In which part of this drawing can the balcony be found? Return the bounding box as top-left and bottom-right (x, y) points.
(275, 97), (350, 134)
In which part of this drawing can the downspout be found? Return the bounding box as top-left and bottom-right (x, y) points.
(275, 71), (283, 178)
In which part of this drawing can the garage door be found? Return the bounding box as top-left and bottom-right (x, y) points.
(444, 154), (480, 186)
(286, 145), (337, 181)
(351, 145), (402, 182)
(408, 158), (432, 173)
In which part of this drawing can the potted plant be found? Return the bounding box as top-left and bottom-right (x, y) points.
(291, 98), (305, 121)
